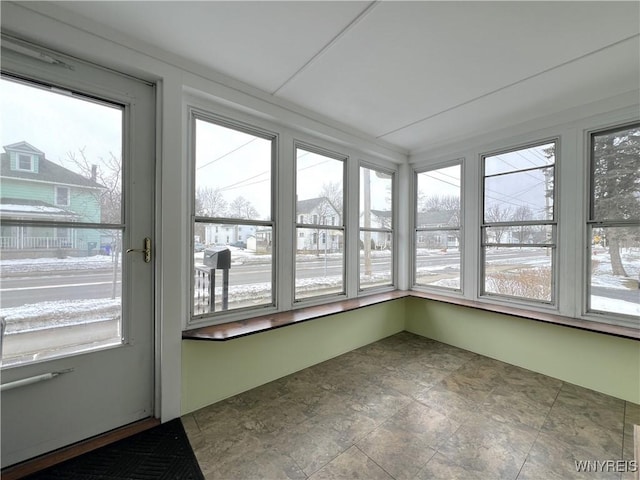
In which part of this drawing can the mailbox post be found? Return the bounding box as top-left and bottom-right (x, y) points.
(203, 247), (231, 311)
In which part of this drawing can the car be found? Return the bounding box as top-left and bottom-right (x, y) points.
(194, 242), (205, 252)
(230, 241), (246, 249)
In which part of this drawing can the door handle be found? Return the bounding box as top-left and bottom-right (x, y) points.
(126, 237), (151, 263)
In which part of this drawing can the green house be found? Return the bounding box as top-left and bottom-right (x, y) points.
(0, 141), (105, 257)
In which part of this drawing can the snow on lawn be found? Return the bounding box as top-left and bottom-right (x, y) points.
(591, 296), (640, 318)
(591, 249), (640, 290)
(2, 298), (120, 334)
(1, 254), (117, 274)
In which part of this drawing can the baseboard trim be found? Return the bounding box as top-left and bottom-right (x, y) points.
(1, 417), (160, 480)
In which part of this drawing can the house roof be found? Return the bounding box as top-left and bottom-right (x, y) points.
(1, 143), (105, 189)
(296, 196), (339, 215)
(417, 210), (458, 227)
(0, 197), (79, 218)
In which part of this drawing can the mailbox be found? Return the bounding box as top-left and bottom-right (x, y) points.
(203, 247), (231, 269)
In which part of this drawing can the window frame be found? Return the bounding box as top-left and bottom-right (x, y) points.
(293, 141), (348, 304)
(358, 161), (396, 292)
(585, 121), (640, 326)
(54, 185), (70, 206)
(479, 138), (559, 307)
(17, 153), (35, 172)
(188, 107), (278, 324)
(412, 159), (464, 293)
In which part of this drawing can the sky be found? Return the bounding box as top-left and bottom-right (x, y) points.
(0, 77), (122, 172)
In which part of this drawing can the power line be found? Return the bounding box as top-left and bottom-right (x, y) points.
(196, 138), (258, 170)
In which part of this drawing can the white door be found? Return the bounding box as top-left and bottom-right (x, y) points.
(0, 39), (155, 468)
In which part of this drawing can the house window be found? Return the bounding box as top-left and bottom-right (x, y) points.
(414, 162), (462, 291)
(481, 141), (557, 303)
(360, 165), (394, 290)
(55, 186), (70, 206)
(191, 111), (275, 319)
(587, 123), (639, 323)
(17, 153), (34, 171)
(295, 144), (345, 301)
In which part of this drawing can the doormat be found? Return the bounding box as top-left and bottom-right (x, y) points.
(25, 419), (205, 480)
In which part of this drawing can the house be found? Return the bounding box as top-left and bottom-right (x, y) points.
(0, 141), (105, 257)
(1, 2), (638, 477)
(296, 196), (342, 253)
(415, 210), (460, 250)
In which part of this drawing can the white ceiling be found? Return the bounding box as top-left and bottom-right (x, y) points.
(49, 1), (640, 154)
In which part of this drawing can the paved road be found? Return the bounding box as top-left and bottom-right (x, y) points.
(2, 250), (638, 307)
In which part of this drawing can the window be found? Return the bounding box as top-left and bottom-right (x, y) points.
(295, 145), (345, 301)
(191, 112), (275, 319)
(17, 153), (34, 171)
(360, 165), (394, 290)
(55, 186), (70, 206)
(587, 123), (639, 323)
(481, 141), (556, 303)
(414, 163), (462, 290)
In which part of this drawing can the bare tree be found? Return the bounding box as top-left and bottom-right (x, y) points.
(320, 182), (343, 222)
(485, 204), (513, 243)
(229, 196), (259, 219)
(195, 186), (227, 217)
(65, 147), (121, 298)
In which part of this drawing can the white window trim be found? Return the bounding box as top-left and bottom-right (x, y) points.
(16, 153), (35, 172)
(412, 158), (465, 295)
(410, 105), (639, 330)
(358, 160), (398, 293)
(184, 96), (401, 329)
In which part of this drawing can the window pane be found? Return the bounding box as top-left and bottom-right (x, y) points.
(193, 224), (273, 315)
(484, 166), (554, 222)
(415, 231), (461, 289)
(0, 227), (123, 367)
(360, 167), (392, 227)
(0, 77), (123, 224)
(484, 225), (554, 245)
(589, 226), (640, 319)
(416, 165), (461, 229)
(0, 77), (124, 367)
(195, 118), (272, 221)
(360, 232), (392, 289)
(484, 247), (553, 302)
(295, 147), (344, 300)
(296, 148), (343, 224)
(591, 125), (640, 222)
(295, 227), (344, 300)
(485, 142), (555, 176)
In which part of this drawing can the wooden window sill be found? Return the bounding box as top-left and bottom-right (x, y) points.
(182, 290), (639, 341)
(183, 291), (409, 341)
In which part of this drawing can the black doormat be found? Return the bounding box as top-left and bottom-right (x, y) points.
(24, 419), (205, 480)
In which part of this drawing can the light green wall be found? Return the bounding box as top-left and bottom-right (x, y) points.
(405, 297), (640, 404)
(181, 299), (406, 414)
(181, 296), (639, 415)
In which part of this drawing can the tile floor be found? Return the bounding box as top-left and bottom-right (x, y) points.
(182, 332), (639, 480)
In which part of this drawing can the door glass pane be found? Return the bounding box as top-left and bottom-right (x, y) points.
(0, 76), (123, 367)
(589, 226), (640, 319)
(1, 227), (123, 367)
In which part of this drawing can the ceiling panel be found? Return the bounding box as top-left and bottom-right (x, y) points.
(56, 0), (371, 93)
(277, 1), (640, 139)
(44, 1), (640, 153)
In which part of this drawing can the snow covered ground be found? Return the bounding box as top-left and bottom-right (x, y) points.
(1, 247), (637, 341)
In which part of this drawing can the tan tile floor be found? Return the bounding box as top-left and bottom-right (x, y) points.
(182, 332), (639, 480)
